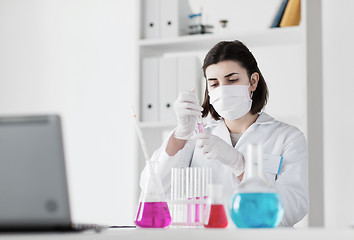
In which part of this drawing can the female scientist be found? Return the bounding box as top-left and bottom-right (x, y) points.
(142, 40), (309, 227)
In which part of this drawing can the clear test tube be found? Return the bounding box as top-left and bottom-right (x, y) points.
(181, 168), (185, 224)
(209, 168), (213, 190)
(176, 168), (181, 223)
(202, 167), (206, 199)
(171, 168), (176, 223)
(205, 167), (213, 201)
(198, 167), (202, 223)
(190, 167), (195, 225)
(170, 168), (174, 223)
(195, 167), (202, 223)
(186, 167), (191, 225)
(201, 167), (207, 222)
(197, 116), (205, 133)
(171, 168), (175, 201)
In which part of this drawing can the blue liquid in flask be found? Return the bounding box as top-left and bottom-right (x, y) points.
(230, 192), (284, 228)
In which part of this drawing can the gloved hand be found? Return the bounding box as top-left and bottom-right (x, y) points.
(173, 91), (203, 140)
(195, 133), (245, 176)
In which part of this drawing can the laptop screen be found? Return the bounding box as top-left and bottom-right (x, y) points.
(0, 115), (71, 227)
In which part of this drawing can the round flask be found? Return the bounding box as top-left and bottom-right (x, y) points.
(229, 144), (284, 228)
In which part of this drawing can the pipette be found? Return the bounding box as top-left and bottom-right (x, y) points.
(131, 106), (150, 162)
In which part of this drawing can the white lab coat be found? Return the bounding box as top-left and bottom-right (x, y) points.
(141, 112), (309, 227)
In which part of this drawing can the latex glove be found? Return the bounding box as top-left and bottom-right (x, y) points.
(173, 91), (203, 140)
(195, 133), (245, 176)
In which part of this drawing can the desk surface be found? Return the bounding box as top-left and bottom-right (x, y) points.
(1, 228), (354, 240)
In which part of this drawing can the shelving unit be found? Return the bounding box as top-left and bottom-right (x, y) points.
(139, 26), (303, 52)
(136, 0), (323, 227)
(137, 25), (306, 129)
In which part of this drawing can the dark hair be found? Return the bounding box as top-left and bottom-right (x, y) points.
(201, 40), (269, 120)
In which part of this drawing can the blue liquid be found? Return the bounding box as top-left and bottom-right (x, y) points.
(229, 192), (284, 228)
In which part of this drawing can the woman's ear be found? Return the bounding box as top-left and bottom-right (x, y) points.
(250, 73), (259, 92)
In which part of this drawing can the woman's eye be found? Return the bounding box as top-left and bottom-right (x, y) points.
(210, 83), (219, 88)
(229, 79), (238, 83)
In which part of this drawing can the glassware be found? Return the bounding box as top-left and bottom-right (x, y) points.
(229, 144), (284, 228)
(197, 116), (205, 133)
(169, 167), (212, 227)
(135, 161), (171, 228)
(204, 184), (228, 228)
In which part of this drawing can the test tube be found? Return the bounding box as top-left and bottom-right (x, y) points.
(177, 168), (182, 223)
(195, 167), (202, 223)
(171, 167), (213, 227)
(202, 167), (207, 218)
(207, 168), (212, 195)
(190, 168), (195, 225)
(181, 168), (185, 224)
(186, 167), (191, 225)
(197, 116), (205, 133)
(173, 168), (178, 223)
(202, 168), (206, 199)
(170, 168), (175, 223)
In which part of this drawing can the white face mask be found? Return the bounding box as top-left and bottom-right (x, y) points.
(208, 84), (252, 120)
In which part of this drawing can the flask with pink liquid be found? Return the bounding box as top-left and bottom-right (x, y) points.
(135, 161), (171, 228)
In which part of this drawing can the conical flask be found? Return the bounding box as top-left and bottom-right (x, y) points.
(135, 160), (171, 228)
(203, 184), (228, 228)
(229, 144), (284, 228)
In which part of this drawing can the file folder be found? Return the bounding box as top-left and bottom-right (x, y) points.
(143, 0), (160, 39)
(142, 57), (159, 121)
(160, 0), (179, 38)
(159, 56), (177, 122)
(143, 0), (192, 39)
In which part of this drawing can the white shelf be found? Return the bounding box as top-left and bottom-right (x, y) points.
(139, 26), (304, 52)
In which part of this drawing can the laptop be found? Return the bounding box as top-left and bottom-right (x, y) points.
(0, 115), (107, 232)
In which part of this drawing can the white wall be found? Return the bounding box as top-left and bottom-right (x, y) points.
(322, 0), (354, 227)
(0, 0), (138, 225)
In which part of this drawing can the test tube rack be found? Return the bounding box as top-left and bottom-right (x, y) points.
(169, 167), (212, 227)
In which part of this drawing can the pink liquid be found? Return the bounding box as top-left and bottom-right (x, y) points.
(204, 204), (228, 228)
(195, 197), (200, 222)
(197, 123), (205, 133)
(135, 202), (171, 228)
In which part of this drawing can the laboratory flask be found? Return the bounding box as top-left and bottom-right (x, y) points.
(135, 161), (171, 228)
(204, 184), (228, 228)
(229, 144), (284, 228)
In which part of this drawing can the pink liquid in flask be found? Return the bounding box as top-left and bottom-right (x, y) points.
(135, 202), (171, 228)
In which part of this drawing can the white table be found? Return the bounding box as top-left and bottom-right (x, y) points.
(1, 228), (354, 240)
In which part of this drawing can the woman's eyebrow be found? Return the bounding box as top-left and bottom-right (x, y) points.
(224, 72), (239, 78)
(207, 72), (239, 81)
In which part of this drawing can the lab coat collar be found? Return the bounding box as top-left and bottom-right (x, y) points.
(210, 112), (276, 146)
(255, 112), (276, 125)
(211, 119), (233, 146)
